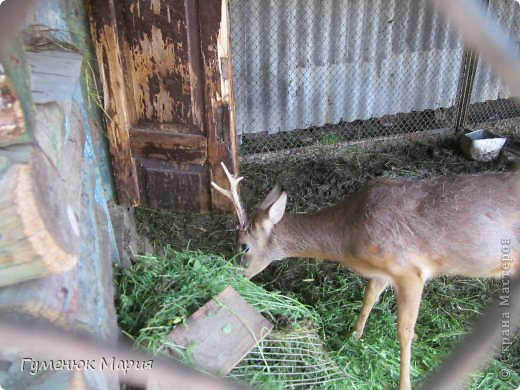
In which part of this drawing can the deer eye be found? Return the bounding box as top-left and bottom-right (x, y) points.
(241, 243), (251, 253)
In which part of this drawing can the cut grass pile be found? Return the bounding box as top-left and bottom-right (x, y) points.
(117, 249), (347, 388)
(129, 137), (520, 388)
(117, 249), (519, 389)
(116, 248), (319, 353)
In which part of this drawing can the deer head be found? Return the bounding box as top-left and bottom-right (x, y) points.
(211, 162), (287, 278)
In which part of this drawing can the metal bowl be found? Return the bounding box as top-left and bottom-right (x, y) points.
(459, 129), (507, 162)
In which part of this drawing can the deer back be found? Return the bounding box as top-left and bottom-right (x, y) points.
(336, 172), (519, 279)
(240, 172), (519, 279)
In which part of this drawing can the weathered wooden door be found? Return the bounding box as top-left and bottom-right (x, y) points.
(88, 0), (237, 213)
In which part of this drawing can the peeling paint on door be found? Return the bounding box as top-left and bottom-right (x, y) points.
(88, 0), (237, 212)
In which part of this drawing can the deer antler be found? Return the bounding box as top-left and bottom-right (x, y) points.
(211, 162), (249, 229)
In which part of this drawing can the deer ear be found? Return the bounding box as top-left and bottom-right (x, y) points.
(268, 191), (287, 225)
(259, 183), (282, 210)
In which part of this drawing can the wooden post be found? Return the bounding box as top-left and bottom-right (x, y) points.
(87, 0), (140, 206)
(0, 58), (82, 287)
(0, 149), (80, 286)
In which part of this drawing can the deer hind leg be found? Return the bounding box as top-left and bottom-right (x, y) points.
(353, 277), (389, 339)
(395, 275), (424, 390)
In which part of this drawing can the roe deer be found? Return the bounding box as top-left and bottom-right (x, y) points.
(211, 162), (519, 390)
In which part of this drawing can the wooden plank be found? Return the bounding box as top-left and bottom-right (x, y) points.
(25, 50), (83, 103)
(116, 0), (212, 212)
(199, 0), (239, 213)
(168, 286), (273, 376)
(118, 0), (205, 127)
(135, 157), (210, 212)
(87, 0), (140, 206)
(130, 127), (207, 165)
(88, 0), (238, 212)
(132, 121), (202, 135)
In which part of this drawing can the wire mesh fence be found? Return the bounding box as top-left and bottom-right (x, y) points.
(229, 0), (520, 157)
(464, 1), (520, 131)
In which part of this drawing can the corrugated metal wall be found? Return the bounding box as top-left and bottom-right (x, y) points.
(230, 0), (519, 136)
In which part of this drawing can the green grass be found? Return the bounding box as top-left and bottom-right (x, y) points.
(130, 138), (519, 388)
(116, 248), (319, 354)
(319, 133), (344, 145)
(253, 259), (519, 389)
(116, 249), (519, 389)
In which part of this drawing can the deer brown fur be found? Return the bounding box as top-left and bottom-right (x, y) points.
(212, 163), (519, 390)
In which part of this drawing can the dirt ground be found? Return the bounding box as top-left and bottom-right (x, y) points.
(136, 133), (519, 263)
(135, 132), (517, 296)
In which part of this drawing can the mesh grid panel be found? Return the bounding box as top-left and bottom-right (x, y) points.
(228, 327), (349, 388)
(229, 0), (520, 157)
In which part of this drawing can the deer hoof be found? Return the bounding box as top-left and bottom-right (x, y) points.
(352, 330), (363, 340)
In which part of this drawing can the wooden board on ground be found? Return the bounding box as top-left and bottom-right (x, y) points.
(168, 286), (272, 376)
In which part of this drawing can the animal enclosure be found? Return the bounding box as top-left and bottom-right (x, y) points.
(123, 0), (520, 388)
(2, 0), (518, 389)
(229, 0), (520, 156)
(134, 137), (520, 389)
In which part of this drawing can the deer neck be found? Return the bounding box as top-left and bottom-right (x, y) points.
(273, 208), (346, 262)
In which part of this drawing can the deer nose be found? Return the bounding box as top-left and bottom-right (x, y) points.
(235, 245), (250, 270)
(234, 254), (248, 272)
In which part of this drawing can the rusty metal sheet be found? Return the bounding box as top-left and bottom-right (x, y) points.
(230, 0), (466, 135)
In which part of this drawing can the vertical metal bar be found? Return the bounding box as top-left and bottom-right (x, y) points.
(453, 48), (479, 133)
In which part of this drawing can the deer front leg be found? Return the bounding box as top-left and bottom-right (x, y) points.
(353, 277), (388, 339)
(395, 275), (424, 390)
